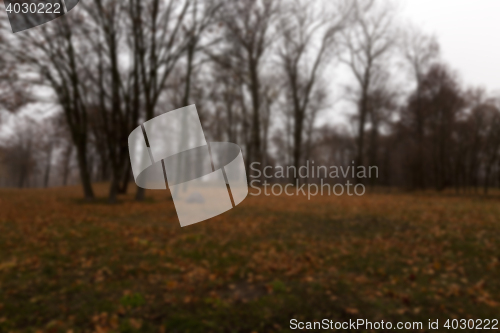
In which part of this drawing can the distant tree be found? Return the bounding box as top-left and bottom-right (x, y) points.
(365, 81), (398, 185)
(413, 64), (464, 190)
(477, 103), (500, 194)
(401, 28), (440, 189)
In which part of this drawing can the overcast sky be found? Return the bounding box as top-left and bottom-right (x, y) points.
(321, 0), (500, 127)
(401, 0), (500, 93)
(3, 0), (500, 131)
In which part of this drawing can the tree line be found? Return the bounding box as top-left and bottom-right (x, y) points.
(1, 0), (500, 199)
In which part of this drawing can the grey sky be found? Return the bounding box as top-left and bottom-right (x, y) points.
(401, 0), (500, 93)
(321, 0), (500, 127)
(3, 1), (499, 131)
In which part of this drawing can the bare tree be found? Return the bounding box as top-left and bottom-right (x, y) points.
(213, 0), (281, 173)
(0, 20), (32, 121)
(181, 0), (221, 107)
(278, 0), (352, 175)
(79, 0), (143, 202)
(128, 0), (191, 201)
(2, 14), (97, 199)
(340, 0), (396, 179)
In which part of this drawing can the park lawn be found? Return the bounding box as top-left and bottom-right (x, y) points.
(0, 184), (499, 332)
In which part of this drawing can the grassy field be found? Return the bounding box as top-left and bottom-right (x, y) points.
(0, 185), (499, 332)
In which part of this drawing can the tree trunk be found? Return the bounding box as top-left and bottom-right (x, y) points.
(62, 144), (73, 186)
(75, 141), (95, 200)
(356, 95), (368, 184)
(118, 161), (131, 194)
(183, 42), (195, 107)
(249, 59), (262, 171)
(415, 83), (424, 190)
(135, 186), (145, 201)
(109, 171), (119, 203)
(293, 111), (304, 182)
(43, 144), (53, 188)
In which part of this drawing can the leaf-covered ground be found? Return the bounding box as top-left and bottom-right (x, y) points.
(0, 185), (499, 332)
